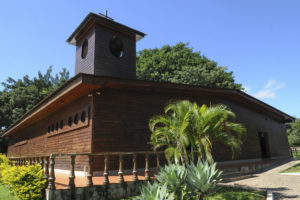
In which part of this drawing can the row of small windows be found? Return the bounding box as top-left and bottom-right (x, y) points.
(47, 111), (86, 133)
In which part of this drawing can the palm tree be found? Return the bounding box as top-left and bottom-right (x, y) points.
(149, 100), (246, 164)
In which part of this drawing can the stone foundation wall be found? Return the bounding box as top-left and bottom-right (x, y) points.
(46, 181), (146, 200)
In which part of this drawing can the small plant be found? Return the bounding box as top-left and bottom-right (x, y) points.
(132, 182), (175, 200)
(155, 164), (191, 199)
(186, 160), (222, 200)
(135, 159), (222, 200)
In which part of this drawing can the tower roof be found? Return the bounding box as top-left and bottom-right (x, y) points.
(67, 12), (146, 45)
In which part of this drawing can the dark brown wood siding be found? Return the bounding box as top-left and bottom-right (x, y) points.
(7, 95), (93, 171)
(91, 87), (290, 171)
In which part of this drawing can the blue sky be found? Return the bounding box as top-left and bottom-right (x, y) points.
(0, 0), (299, 117)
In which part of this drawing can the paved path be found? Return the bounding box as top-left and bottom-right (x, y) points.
(223, 160), (300, 200)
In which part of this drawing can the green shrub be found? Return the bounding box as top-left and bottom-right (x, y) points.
(0, 154), (10, 180)
(155, 164), (190, 199)
(186, 160), (222, 199)
(1, 163), (46, 200)
(135, 159), (222, 200)
(132, 182), (175, 200)
(0, 154), (10, 165)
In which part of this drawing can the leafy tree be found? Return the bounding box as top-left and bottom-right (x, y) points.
(0, 66), (69, 133)
(287, 119), (300, 146)
(137, 43), (243, 90)
(149, 100), (246, 164)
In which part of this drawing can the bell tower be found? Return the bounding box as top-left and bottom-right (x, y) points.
(67, 12), (145, 79)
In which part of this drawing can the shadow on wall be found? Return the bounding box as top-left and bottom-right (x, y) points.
(0, 137), (8, 154)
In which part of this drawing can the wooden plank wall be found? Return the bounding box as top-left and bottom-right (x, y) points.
(7, 95), (93, 171)
(91, 87), (290, 171)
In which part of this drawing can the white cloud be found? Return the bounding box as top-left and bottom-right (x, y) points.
(243, 86), (251, 93)
(253, 79), (285, 99)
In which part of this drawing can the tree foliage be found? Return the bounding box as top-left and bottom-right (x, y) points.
(287, 119), (300, 146)
(0, 66), (69, 133)
(137, 43), (243, 90)
(149, 100), (246, 164)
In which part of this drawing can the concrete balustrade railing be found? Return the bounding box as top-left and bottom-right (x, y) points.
(9, 151), (164, 191)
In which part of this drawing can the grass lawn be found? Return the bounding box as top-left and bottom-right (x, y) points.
(0, 184), (15, 200)
(206, 186), (265, 200)
(291, 150), (300, 160)
(124, 186), (265, 200)
(282, 163), (300, 173)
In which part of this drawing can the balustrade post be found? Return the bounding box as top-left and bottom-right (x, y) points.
(132, 154), (138, 182)
(86, 155), (93, 187)
(48, 155), (56, 190)
(103, 155), (109, 185)
(118, 154), (124, 184)
(45, 157), (49, 186)
(68, 155), (76, 190)
(156, 153), (160, 173)
(36, 157), (39, 165)
(41, 157), (44, 170)
(145, 153), (150, 181)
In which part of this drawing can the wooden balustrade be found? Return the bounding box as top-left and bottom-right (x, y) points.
(86, 155), (93, 187)
(145, 153), (150, 181)
(45, 156), (49, 186)
(68, 155), (76, 190)
(8, 151), (164, 190)
(118, 154), (124, 184)
(132, 154), (138, 182)
(48, 155), (56, 190)
(103, 155), (109, 185)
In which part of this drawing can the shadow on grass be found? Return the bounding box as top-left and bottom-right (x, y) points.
(230, 184), (300, 200)
(207, 186), (265, 200)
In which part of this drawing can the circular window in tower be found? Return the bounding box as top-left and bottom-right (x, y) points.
(109, 36), (124, 58)
(81, 39), (88, 59)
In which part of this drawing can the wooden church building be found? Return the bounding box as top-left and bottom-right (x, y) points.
(2, 13), (294, 173)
